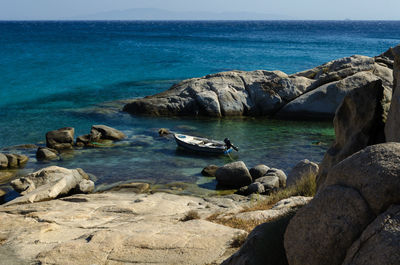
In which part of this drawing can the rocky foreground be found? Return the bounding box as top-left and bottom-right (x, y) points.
(0, 190), (311, 265)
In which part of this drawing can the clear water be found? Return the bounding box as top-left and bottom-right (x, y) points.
(0, 21), (399, 192)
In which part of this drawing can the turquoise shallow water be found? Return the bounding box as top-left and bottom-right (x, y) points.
(0, 21), (399, 191)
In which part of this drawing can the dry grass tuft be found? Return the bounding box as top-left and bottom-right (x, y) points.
(243, 174), (316, 212)
(206, 212), (266, 232)
(180, 210), (200, 222)
(206, 174), (316, 232)
(230, 233), (248, 248)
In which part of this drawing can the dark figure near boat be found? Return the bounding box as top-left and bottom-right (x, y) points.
(224, 138), (239, 152)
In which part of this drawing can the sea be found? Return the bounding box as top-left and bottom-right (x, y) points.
(0, 20), (399, 193)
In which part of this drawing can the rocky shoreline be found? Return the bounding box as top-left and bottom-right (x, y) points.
(0, 45), (400, 264)
(123, 51), (393, 119)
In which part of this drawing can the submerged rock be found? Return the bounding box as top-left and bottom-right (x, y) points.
(158, 128), (171, 136)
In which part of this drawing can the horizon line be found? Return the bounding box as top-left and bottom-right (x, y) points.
(1, 19), (400, 22)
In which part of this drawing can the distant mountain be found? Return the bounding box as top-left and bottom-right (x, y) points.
(72, 8), (293, 20)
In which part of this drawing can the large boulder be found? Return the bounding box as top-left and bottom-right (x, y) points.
(342, 204), (400, 265)
(122, 54), (392, 119)
(222, 196), (311, 265)
(90, 125), (126, 141)
(222, 212), (296, 265)
(287, 159), (318, 187)
(316, 76), (388, 189)
(285, 143), (400, 265)
(123, 70), (313, 117)
(284, 185), (374, 265)
(215, 161), (252, 188)
(385, 45), (400, 141)
(8, 166), (94, 205)
(323, 143), (400, 215)
(46, 127), (75, 150)
(277, 71), (388, 119)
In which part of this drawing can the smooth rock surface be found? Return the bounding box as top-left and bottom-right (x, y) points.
(278, 71), (386, 119)
(46, 127), (75, 150)
(36, 147), (58, 161)
(342, 204), (400, 265)
(233, 196), (312, 222)
(287, 159), (318, 187)
(317, 76), (387, 189)
(249, 164), (270, 179)
(254, 175), (279, 191)
(123, 55), (392, 119)
(265, 168), (287, 188)
(8, 166), (94, 205)
(90, 125), (126, 141)
(0, 192), (248, 265)
(215, 161), (252, 188)
(222, 211), (296, 265)
(323, 143), (400, 215)
(284, 185), (374, 265)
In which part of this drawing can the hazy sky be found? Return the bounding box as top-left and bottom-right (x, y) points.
(1, 0), (399, 20)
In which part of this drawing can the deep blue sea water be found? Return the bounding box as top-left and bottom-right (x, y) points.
(0, 21), (399, 192)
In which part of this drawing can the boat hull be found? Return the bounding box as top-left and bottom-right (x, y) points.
(174, 134), (231, 155)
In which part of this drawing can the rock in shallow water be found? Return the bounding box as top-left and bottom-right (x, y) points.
(36, 147), (59, 161)
(90, 125), (126, 141)
(215, 161), (252, 188)
(46, 127), (75, 150)
(201, 164), (219, 177)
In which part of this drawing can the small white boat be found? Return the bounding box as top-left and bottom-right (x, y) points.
(173, 133), (238, 155)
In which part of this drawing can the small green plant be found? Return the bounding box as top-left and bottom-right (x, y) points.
(180, 210), (200, 222)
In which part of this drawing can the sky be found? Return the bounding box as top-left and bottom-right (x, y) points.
(0, 0), (399, 20)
